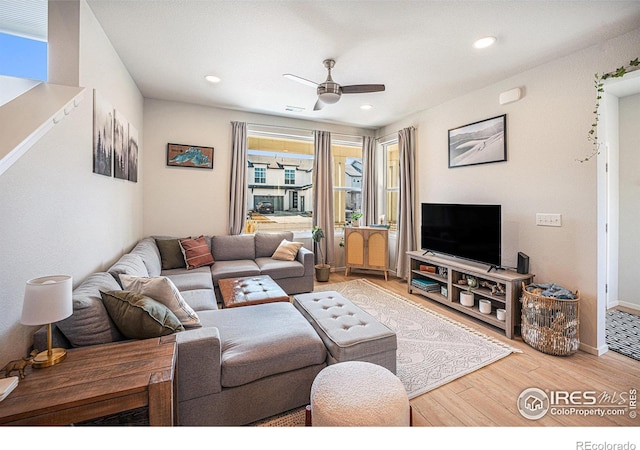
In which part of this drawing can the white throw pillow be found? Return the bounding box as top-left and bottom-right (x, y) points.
(119, 275), (201, 328)
(272, 239), (304, 261)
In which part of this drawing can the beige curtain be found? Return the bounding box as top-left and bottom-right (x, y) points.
(361, 136), (378, 226)
(229, 121), (247, 235)
(395, 126), (417, 279)
(313, 130), (334, 266)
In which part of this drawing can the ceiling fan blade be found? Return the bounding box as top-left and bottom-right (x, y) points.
(283, 73), (318, 87)
(341, 84), (386, 94)
(313, 99), (325, 111)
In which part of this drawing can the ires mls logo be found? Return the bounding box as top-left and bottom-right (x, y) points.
(518, 387), (550, 420)
(518, 387), (638, 420)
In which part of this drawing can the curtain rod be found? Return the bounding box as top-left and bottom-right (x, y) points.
(245, 122), (371, 141)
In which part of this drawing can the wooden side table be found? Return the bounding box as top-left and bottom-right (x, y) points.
(0, 335), (177, 426)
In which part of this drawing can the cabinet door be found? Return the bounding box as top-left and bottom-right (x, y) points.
(366, 230), (388, 269)
(345, 229), (364, 266)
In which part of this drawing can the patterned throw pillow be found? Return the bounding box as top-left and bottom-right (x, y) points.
(100, 290), (184, 340)
(119, 274), (201, 328)
(272, 239), (304, 261)
(179, 236), (215, 269)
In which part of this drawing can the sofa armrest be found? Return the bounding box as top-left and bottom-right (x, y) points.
(175, 327), (222, 401)
(297, 246), (314, 275)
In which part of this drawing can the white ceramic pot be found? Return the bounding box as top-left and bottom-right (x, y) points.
(496, 308), (506, 321)
(460, 291), (474, 307)
(479, 299), (492, 314)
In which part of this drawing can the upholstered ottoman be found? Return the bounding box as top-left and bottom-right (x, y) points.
(309, 361), (410, 426)
(293, 291), (397, 373)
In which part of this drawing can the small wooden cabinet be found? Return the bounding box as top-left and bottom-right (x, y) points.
(344, 226), (389, 280)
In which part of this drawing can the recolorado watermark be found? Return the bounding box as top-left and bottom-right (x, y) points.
(576, 442), (636, 450)
(517, 387), (637, 420)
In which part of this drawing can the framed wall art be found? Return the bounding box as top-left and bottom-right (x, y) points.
(92, 90), (114, 177)
(448, 114), (506, 168)
(167, 143), (214, 169)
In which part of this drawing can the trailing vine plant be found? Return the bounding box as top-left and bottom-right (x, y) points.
(577, 57), (639, 163)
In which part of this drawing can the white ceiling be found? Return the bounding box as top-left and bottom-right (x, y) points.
(85, 0), (640, 129)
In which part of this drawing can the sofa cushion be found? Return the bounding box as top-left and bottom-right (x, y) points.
(255, 257), (305, 280)
(130, 237), (162, 277)
(210, 260), (260, 285)
(163, 269), (214, 291)
(100, 290), (185, 340)
(119, 275), (201, 328)
(108, 253), (150, 284)
(212, 235), (255, 261)
(255, 232), (294, 258)
(156, 238), (186, 270)
(198, 303), (326, 387)
(180, 289), (219, 312)
(179, 236), (215, 269)
(56, 272), (124, 347)
(272, 239), (303, 261)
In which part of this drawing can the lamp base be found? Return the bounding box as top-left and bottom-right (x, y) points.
(32, 348), (67, 369)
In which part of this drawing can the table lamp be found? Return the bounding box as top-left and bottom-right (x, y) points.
(21, 275), (73, 368)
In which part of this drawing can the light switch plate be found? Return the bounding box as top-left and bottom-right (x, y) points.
(536, 213), (562, 227)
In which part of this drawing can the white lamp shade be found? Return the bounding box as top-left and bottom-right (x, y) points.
(21, 275), (73, 325)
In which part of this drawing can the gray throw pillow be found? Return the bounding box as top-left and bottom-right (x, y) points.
(156, 238), (186, 270)
(100, 290), (185, 340)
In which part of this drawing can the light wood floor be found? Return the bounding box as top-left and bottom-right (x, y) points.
(322, 271), (640, 427)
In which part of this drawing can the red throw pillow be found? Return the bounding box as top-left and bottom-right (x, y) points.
(179, 236), (214, 270)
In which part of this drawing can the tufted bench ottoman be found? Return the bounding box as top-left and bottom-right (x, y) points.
(293, 290), (397, 373)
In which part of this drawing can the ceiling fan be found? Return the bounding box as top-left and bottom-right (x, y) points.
(284, 59), (385, 111)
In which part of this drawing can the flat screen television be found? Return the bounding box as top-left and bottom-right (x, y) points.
(420, 203), (501, 267)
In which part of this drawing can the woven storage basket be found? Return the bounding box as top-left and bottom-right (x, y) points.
(520, 282), (580, 356)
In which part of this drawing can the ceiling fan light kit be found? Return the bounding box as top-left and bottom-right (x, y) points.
(284, 59), (385, 111)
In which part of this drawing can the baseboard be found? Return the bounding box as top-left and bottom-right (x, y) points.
(579, 342), (609, 356)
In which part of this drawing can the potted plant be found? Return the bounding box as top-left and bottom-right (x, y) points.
(311, 225), (331, 282)
(460, 276), (477, 307)
(351, 211), (363, 227)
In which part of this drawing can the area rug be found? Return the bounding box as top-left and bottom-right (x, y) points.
(313, 279), (520, 399)
(606, 309), (640, 361)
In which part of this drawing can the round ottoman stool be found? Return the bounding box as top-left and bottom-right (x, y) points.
(309, 361), (410, 426)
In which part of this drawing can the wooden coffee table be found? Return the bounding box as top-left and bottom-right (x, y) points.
(219, 275), (290, 308)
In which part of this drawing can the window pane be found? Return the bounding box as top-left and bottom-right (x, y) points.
(332, 143), (362, 229)
(247, 134), (314, 232)
(385, 142), (399, 232)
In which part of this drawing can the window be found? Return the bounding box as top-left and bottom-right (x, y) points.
(383, 140), (399, 232)
(332, 138), (363, 229)
(284, 169), (295, 185)
(246, 127), (314, 232)
(254, 167), (266, 184)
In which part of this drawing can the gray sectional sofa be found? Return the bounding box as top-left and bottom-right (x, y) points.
(34, 231), (325, 426)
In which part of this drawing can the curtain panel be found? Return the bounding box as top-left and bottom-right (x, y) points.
(229, 121), (248, 235)
(312, 130), (335, 266)
(395, 126), (417, 279)
(361, 136), (378, 226)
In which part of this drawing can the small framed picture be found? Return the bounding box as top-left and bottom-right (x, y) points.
(448, 114), (506, 168)
(167, 143), (214, 169)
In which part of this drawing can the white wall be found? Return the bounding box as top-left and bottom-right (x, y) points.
(0, 1), (143, 364)
(142, 99), (371, 237)
(376, 28), (640, 352)
(618, 93), (640, 310)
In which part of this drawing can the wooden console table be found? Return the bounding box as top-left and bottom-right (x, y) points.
(0, 335), (177, 426)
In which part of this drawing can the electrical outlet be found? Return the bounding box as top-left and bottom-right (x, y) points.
(536, 213), (562, 227)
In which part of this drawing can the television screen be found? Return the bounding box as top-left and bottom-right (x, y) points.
(421, 203), (501, 267)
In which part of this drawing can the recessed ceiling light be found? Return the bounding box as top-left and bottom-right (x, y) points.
(473, 36), (497, 49)
(360, 104), (373, 110)
(205, 75), (221, 83)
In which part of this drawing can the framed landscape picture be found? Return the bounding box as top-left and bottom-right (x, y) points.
(167, 143), (214, 169)
(92, 90), (113, 177)
(448, 114), (506, 168)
